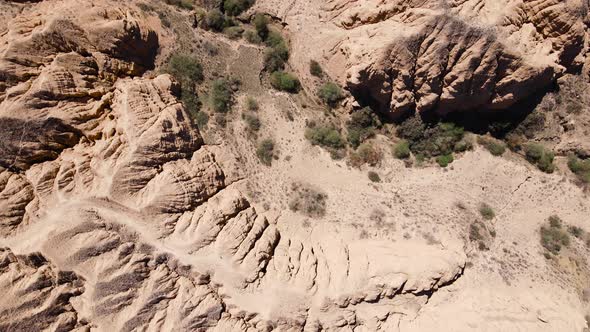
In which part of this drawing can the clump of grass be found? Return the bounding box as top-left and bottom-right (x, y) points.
(541, 215), (571, 255)
(524, 143), (555, 173)
(310, 60), (323, 77)
(346, 107), (380, 148)
(210, 79), (233, 113)
(479, 203), (495, 220)
(394, 140), (410, 159)
(568, 225), (584, 238)
(436, 154), (454, 167)
(478, 136), (506, 156)
(289, 182), (327, 218)
(318, 82), (343, 108)
(245, 96), (259, 111)
(350, 143), (383, 167)
(243, 113), (261, 132)
(568, 154), (590, 183)
(256, 138), (275, 166)
(270, 71), (300, 93)
(368, 171), (381, 183)
(469, 223), (483, 241)
(305, 125), (345, 150)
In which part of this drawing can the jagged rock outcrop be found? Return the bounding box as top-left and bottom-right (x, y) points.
(0, 248), (86, 331)
(257, 0), (588, 118)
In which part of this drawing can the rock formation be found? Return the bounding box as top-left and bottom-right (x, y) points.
(257, 0), (588, 118)
(0, 0), (589, 331)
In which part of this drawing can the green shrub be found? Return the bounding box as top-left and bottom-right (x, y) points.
(310, 60), (323, 77)
(223, 26), (244, 39)
(350, 143), (383, 167)
(568, 155), (590, 183)
(398, 117), (465, 158)
(479, 203), (495, 220)
(524, 143), (555, 173)
(368, 171), (381, 183)
(165, 0), (194, 10)
(244, 113), (261, 132)
(436, 154), (454, 167)
(165, 54), (203, 86)
(206, 9), (226, 31)
(318, 82), (343, 107)
(265, 31), (285, 48)
(223, 0), (254, 16)
(253, 13), (269, 40)
(478, 136), (506, 156)
(270, 71), (300, 93)
(305, 125), (345, 149)
(244, 29), (262, 44)
(210, 79), (233, 113)
(346, 107), (380, 148)
(245, 96), (259, 111)
(394, 140), (410, 159)
(541, 216), (571, 255)
(256, 138), (275, 166)
(164, 54), (204, 123)
(264, 41), (289, 72)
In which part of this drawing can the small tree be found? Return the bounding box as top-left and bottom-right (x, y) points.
(318, 82), (343, 107)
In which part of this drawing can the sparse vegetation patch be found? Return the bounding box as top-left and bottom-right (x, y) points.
(210, 79), (233, 113)
(289, 182), (327, 218)
(310, 60), (323, 77)
(346, 107), (381, 148)
(568, 155), (590, 183)
(540, 215), (570, 255)
(479, 203), (495, 220)
(394, 140), (410, 159)
(305, 124), (345, 150)
(318, 82), (343, 108)
(350, 143), (383, 167)
(478, 136), (506, 156)
(524, 143), (555, 173)
(256, 138), (275, 166)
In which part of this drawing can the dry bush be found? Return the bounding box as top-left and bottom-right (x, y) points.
(288, 182), (327, 218)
